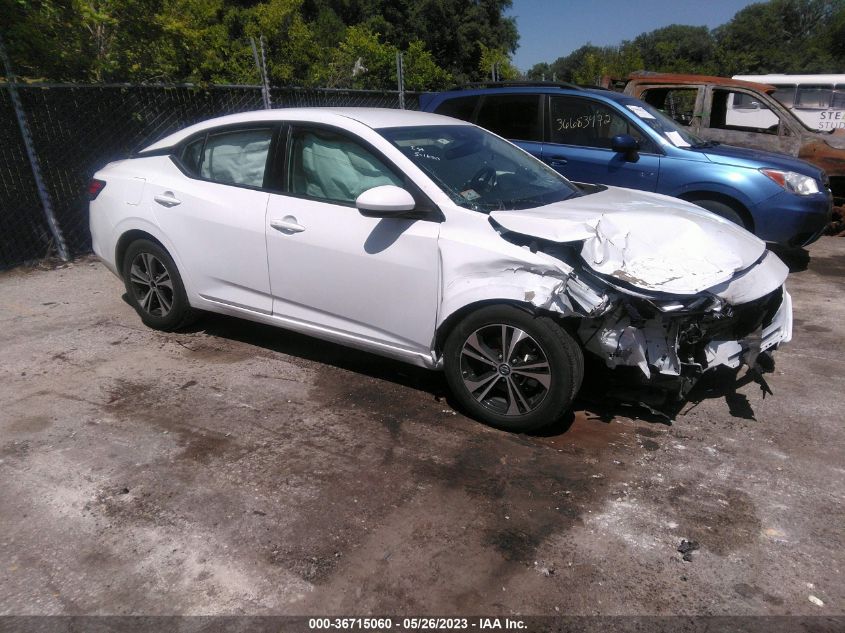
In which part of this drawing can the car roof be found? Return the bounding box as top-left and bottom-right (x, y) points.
(626, 72), (776, 93)
(428, 84), (635, 104)
(142, 107), (466, 152)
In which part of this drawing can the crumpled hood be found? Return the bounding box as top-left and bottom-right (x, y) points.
(490, 186), (767, 295)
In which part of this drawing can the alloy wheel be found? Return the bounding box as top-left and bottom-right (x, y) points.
(128, 252), (174, 317)
(459, 323), (552, 416)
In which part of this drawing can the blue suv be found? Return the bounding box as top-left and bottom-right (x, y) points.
(420, 84), (832, 246)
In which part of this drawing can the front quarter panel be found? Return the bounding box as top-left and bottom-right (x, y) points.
(435, 205), (604, 332)
(656, 156), (769, 210)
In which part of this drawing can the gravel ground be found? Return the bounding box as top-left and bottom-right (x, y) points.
(0, 238), (843, 620)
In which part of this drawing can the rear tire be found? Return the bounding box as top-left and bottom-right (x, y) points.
(690, 199), (745, 228)
(122, 239), (195, 331)
(443, 305), (584, 432)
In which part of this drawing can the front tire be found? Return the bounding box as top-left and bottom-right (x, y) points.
(443, 305), (584, 432)
(122, 239), (195, 331)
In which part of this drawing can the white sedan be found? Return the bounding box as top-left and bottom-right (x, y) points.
(89, 108), (792, 431)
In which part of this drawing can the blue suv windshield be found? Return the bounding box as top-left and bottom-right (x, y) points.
(378, 125), (581, 211)
(619, 99), (706, 148)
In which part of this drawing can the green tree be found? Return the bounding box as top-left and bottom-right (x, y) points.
(1, 0), (78, 79)
(545, 44), (605, 83)
(526, 62), (550, 81)
(310, 25), (450, 90)
(2, 0), (513, 85)
(310, 24), (394, 88)
(402, 40), (452, 90)
(569, 43), (643, 86)
(714, 0), (845, 73)
(145, 0), (242, 82)
(633, 24), (717, 74)
(478, 42), (518, 81)
(302, 0), (518, 81)
(241, 0), (316, 83)
(527, 0), (845, 82)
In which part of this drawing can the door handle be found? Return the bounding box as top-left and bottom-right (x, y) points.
(154, 192), (181, 207)
(269, 217), (306, 234)
(546, 156), (568, 167)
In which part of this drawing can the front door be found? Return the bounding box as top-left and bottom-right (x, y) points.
(700, 87), (802, 156)
(265, 125), (441, 353)
(542, 96), (661, 191)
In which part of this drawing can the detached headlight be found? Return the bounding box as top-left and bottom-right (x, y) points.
(760, 169), (820, 195)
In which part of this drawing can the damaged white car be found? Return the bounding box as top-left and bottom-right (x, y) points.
(89, 109), (792, 431)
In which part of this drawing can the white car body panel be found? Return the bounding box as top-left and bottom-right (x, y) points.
(265, 193), (440, 353)
(143, 155), (273, 313)
(90, 107), (793, 384)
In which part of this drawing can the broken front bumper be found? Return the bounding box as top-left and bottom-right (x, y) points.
(578, 284), (793, 384)
(703, 289), (792, 370)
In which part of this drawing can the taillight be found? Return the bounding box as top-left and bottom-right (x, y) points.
(88, 179), (106, 200)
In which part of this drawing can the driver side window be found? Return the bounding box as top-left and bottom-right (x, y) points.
(288, 127), (403, 205)
(549, 97), (649, 150)
(709, 89), (780, 134)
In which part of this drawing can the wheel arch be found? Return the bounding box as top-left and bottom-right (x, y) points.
(115, 230), (168, 280)
(677, 190), (755, 232)
(434, 299), (581, 357)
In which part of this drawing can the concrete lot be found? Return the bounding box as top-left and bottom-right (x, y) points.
(0, 238), (843, 617)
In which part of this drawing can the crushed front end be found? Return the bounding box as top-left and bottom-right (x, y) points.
(574, 276), (792, 399)
(486, 199), (794, 401)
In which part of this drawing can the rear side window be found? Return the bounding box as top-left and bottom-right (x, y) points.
(772, 85), (796, 108)
(200, 128), (273, 187)
(795, 85), (832, 109)
(711, 89), (780, 134)
(640, 88), (698, 126)
(434, 96), (479, 122)
(834, 85), (845, 108)
(476, 94), (543, 142)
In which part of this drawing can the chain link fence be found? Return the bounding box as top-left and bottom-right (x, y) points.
(0, 83), (420, 270)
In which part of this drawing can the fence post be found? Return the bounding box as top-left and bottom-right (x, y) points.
(396, 52), (405, 110)
(259, 36), (272, 109)
(0, 35), (70, 261)
(250, 36), (272, 109)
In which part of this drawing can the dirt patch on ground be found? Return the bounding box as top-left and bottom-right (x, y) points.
(1, 239), (844, 616)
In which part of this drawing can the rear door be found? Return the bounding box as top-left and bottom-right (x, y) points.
(150, 125), (277, 313)
(541, 95), (660, 191)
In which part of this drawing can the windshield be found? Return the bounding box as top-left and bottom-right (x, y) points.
(619, 100), (707, 148)
(377, 125), (581, 211)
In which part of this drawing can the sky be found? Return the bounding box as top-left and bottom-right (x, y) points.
(507, 0), (761, 71)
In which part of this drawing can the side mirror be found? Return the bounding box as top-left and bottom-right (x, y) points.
(611, 134), (640, 161)
(356, 185), (416, 218)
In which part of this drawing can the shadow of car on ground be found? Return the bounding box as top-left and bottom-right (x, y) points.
(134, 304), (771, 437)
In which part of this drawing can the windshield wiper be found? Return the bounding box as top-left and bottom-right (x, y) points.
(692, 140), (720, 149)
